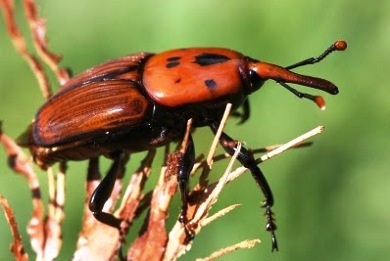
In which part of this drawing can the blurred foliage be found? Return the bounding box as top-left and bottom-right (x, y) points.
(0, 0), (389, 260)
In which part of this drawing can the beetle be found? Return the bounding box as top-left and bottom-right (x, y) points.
(18, 40), (347, 251)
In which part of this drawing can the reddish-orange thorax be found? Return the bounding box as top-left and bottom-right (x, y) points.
(142, 48), (246, 107)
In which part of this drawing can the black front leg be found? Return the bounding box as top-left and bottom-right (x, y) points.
(209, 122), (278, 252)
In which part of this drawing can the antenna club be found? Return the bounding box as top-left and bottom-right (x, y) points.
(315, 96), (326, 110)
(335, 40), (347, 51)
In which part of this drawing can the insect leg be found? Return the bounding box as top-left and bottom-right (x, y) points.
(209, 122), (278, 251)
(231, 99), (250, 124)
(89, 153), (123, 230)
(176, 134), (195, 240)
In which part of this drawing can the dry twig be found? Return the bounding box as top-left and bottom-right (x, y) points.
(23, 0), (69, 85)
(0, 194), (29, 261)
(196, 239), (261, 261)
(0, 124), (44, 259)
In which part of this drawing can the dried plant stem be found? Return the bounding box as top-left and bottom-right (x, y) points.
(258, 126), (324, 163)
(206, 103), (232, 167)
(201, 204), (241, 227)
(0, 0), (51, 98)
(116, 151), (155, 219)
(23, 0), (69, 85)
(0, 126), (45, 259)
(223, 126), (325, 183)
(0, 195), (29, 261)
(196, 239), (260, 261)
(1, 1), (72, 259)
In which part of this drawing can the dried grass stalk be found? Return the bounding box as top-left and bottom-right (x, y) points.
(0, 194), (29, 261)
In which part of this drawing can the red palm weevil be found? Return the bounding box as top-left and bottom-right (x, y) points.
(18, 40), (347, 251)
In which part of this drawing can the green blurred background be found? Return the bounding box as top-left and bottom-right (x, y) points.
(1, 0), (389, 260)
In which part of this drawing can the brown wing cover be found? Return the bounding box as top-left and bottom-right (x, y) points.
(34, 80), (150, 146)
(59, 52), (153, 92)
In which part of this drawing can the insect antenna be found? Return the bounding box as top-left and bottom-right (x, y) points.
(285, 40), (347, 70)
(277, 40), (347, 109)
(277, 81), (326, 109)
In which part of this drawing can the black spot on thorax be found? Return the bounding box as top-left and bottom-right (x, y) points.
(204, 79), (217, 89)
(194, 53), (230, 66)
(166, 56), (181, 68)
(167, 56), (181, 61)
